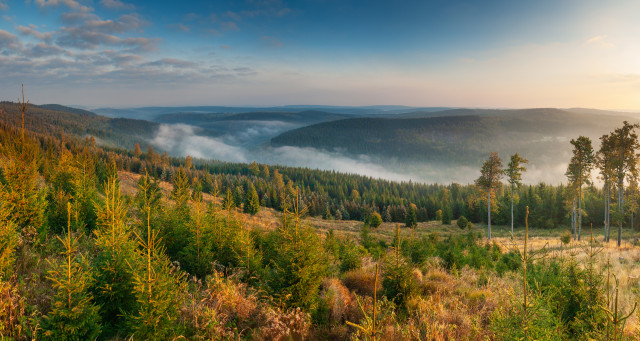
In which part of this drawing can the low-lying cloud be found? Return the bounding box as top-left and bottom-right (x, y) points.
(151, 124), (248, 163)
(149, 124), (523, 184)
(150, 123), (582, 185)
(151, 124), (430, 182)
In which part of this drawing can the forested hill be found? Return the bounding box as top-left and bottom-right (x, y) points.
(155, 110), (351, 125)
(271, 108), (637, 164)
(0, 102), (158, 148)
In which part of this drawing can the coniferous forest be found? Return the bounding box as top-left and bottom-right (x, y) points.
(2, 87), (640, 341)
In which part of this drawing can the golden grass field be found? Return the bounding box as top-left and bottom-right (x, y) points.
(119, 170), (640, 336)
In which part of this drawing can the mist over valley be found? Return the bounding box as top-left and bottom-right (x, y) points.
(77, 105), (640, 185)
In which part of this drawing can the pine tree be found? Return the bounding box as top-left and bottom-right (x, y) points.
(234, 216), (262, 283)
(171, 166), (191, 209)
(244, 182), (260, 215)
(92, 172), (138, 336)
(383, 225), (414, 308)
(272, 169), (286, 211)
(566, 136), (594, 241)
(223, 188), (235, 212)
(249, 161), (260, 176)
(476, 152), (504, 240)
(269, 188), (328, 309)
(608, 122), (640, 246)
(441, 204), (452, 225)
(43, 203), (102, 340)
(0, 127), (47, 233)
(505, 153), (528, 234)
(134, 171), (161, 215)
(180, 180), (214, 278)
(133, 143), (142, 157)
(405, 203), (417, 228)
(71, 147), (99, 232)
(0, 188), (19, 280)
(146, 145), (156, 164)
(384, 206), (392, 222)
(128, 203), (185, 339)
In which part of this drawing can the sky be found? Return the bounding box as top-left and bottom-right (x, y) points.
(1, 0), (639, 109)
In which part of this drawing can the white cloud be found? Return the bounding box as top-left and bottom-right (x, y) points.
(0, 1), (8, 11)
(0, 29), (21, 50)
(17, 25), (54, 42)
(35, 0), (91, 11)
(100, 0), (135, 10)
(585, 34), (615, 48)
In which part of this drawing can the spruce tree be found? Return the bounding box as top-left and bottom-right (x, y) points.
(128, 203), (184, 339)
(405, 203), (417, 228)
(92, 172), (138, 337)
(223, 188), (235, 211)
(43, 203), (102, 340)
(441, 205), (452, 225)
(0, 189), (18, 280)
(383, 225), (414, 308)
(244, 182), (260, 215)
(269, 188), (328, 309)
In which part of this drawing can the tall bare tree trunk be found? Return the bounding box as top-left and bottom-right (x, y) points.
(510, 183), (514, 234)
(487, 189), (491, 240)
(605, 181), (609, 242)
(571, 198), (576, 240)
(578, 167), (582, 241)
(618, 181), (623, 247)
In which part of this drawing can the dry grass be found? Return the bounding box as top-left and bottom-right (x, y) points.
(493, 232), (640, 336)
(120, 170), (640, 337)
(398, 265), (514, 340)
(0, 279), (27, 339)
(342, 260), (382, 297)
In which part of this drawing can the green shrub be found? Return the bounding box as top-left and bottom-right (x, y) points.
(456, 216), (469, 229)
(367, 212), (383, 228)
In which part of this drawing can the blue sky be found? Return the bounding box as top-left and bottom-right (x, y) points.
(1, 0), (639, 109)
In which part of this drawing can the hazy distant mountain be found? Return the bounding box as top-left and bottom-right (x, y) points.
(271, 108), (638, 166)
(92, 105), (457, 120)
(152, 110), (354, 147)
(564, 107), (639, 118)
(155, 110), (351, 124)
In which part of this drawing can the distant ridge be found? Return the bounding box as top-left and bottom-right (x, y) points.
(39, 104), (97, 116)
(271, 108), (639, 165)
(154, 110), (351, 124)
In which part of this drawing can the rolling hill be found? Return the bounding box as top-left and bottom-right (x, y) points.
(271, 108), (638, 166)
(0, 102), (158, 149)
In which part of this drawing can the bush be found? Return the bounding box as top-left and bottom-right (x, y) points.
(367, 212), (383, 228)
(343, 267), (382, 297)
(457, 216), (469, 229)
